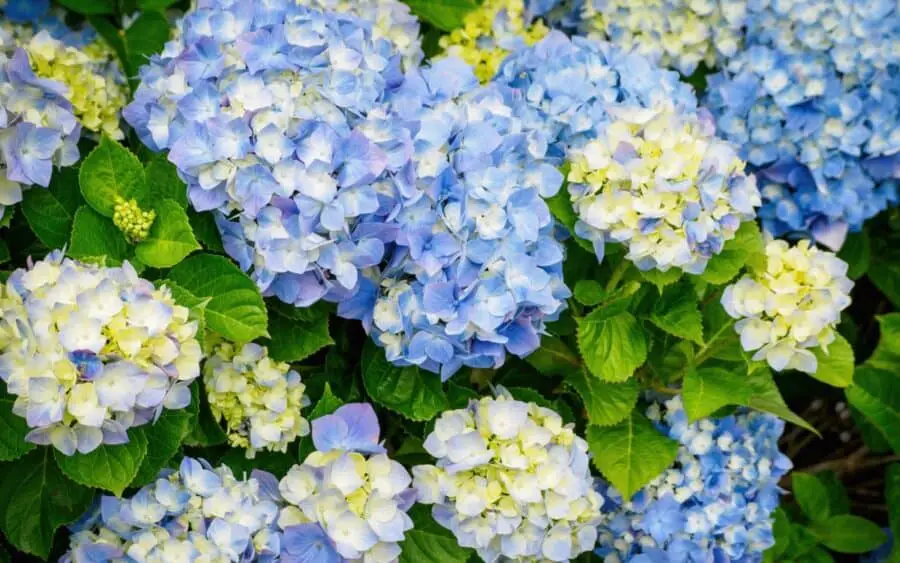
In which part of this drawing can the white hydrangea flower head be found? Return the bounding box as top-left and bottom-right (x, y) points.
(204, 341), (311, 458)
(413, 393), (603, 562)
(0, 251), (203, 455)
(567, 104), (760, 274)
(721, 239), (853, 373)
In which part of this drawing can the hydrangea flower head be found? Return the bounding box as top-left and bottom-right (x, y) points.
(205, 342), (311, 458)
(299, 0), (423, 69)
(567, 104), (760, 273)
(0, 251), (203, 455)
(413, 392), (603, 562)
(1, 0), (50, 24)
(124, 1), (410, 309)
(705, 46), (900, 248)
(438, 0), (550, 83)
(278, 402), (416, 562)
(340, 58), (569, 378)
(721, 239), (853, 373)
(63, 457), (283, 562)
(113, 196), (157, 243)
(595, 395), (792, 562)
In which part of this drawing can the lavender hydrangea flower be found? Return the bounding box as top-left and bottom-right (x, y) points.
(123, 1), (410, 308)
(595, 396), (793, 562)
(0, 252), (203, 455)
(340, 58), (570, 379)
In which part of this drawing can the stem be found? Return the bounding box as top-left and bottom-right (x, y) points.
(605, 260), (629, 293)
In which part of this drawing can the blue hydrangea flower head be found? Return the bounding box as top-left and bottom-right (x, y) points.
(123, 1), (410, 308)
(340, 57), (570, 379)
(311, 402), (386, 454)
(63, 457), (283, 562)
(1, 0), (50, 23)
(595, 395), (793, 562)
(0, 252), (204, 455)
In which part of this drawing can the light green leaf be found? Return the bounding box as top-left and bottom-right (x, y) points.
(792, 473), (832, 522)
(0, 449), (94, 558)
(640, 268), (682, 291)
(867, 314), (900, 372)
(700, 221), (766, 284)
(525, 336), (581, 376)
(566, 369), (639, 427)
(124, 12), (171, 77)
(168, 253), (269, 342)
(399, 504), (474, 563)
(546, 188), (594, 253)
(810, 334), (854, 388)
(573, 280), (604, 306)
(648, 280), (704, 345)
(308, 382), (344, 421)
(768, 508), (792, 560)
(20, 167), (84, 248)
(265, 304), (334, 364)
(79, 136), (148, 217)
(401, 0), (477, 32)
(846, 366), (900, 453)
(746, 371), (819, 434)
(362, 343), (449, 421)
(838, 230), (870, 280)
(68, 206), (129, 266)
(682, 367), (752, 421)
(578, 311), (647, 382)
(135, 199), (200, 268)
(586, 412), (679, 499)
(54, 429), (148, 496)
(131, 399), (198, 487)
(0, 395), (35, 462)
(145, 155), (188, 208)
(809, 515), (887, 554)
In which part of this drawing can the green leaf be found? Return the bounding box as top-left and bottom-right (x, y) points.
(54, 429), (148, 495)
(308, 382), (344, 421)
(769, 508), (792, 560)
(640, 268), (682, 292)
(887, 464), (900, 562)
(139, 0), (179, 9)
(578, 311), (647, 382)
(184, 382), (228, 447)
(447, 382), (479, 409)
(221, 448), (296, 479)
(846, 366), (900, 453)
(648, 280), (704, 345)
(401, 0), (478, 32)
(124, 11), (171, 77)
(68, 206), (129, 266)
(20, 167), (84, 248)
(265, 304), (334, 363)
(168, 253), (269, 342)
(573, 280), (605, 306)
(838, 230), (870, 280)
(0, 449), (94, 558)
(0, 242), (7, 265)
(145, 155), (188, 208)
(586, 412), (679, 499)
(546, 188), (594, 253)
(700, 221), (766, 284)
(810, 334), (854, 388)
(131, 399), (198, 487)
(79, 136), (148, 217)
(816, 471), (850, 516)
(399, 504), (474, 563)
(869, 252), (900, 308)
(746, 371), (819, 435)
(566, 369), (639, 427)
(0, 395), (35, 462)
(57, 0), (115, 14)
(362, 343), (449, 421)
(135, 199), (200, 268)
(682, 367), (752, 421)
(867, 314), (900, 372)
(525, 336), (581, 376)
(792, 473), (832, 522)
(809, 515), (887, 554)
(189, 210), (225, 253)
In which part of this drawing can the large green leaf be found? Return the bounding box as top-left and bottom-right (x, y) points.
(124, 12), (171, 78)
(545, 188), (594, 253)
(867, 314), (900, 371)
(57, 0), (115, 14)
(745, 371), (818, 434)
(20, 167), (84, 249)
(362, 343), (448, 421)
(135, 199), (200, 268)
(846, 366), (900, 453)
(648, 280), (704, 345)
(399, 504), (474, 563)
(54, 429), (149, 496)
(79, 136), (148, 217)
(792, 472), (832, 522)
(586, 412), (679, 499)
(810, 334), (854, 388)
(131, 399), (198, 487)
(525, 336), (582, 376)
(837, 230), (870, 280)
(578, 310), (647, 382)
(566, 369), (638, 427)
(700, 221), (766, 284)
(68, 206), (129, 266)
(167, 253), (269, 342)
(809, 515), (887, 554)
(0, 395), (35, 462)
(887, 464), (900, 562)
(682, 367), (752, 421)
(869, 249), (900, 308)
(188, 210), (225, 253)
(184, 382), (228, 447)
(0, 449), (94, 558)
(399, 1), (478, 35)
(145, 154), (188, 208)
(265, 303), (334, 363)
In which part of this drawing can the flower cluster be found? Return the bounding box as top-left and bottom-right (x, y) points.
(113, 196), (157, 243)
(438, 0), (549, 83)
(124, 1), (409, 309)
(721, 239), (853, 373)
(278, 403), (416, 562)
(338, 58), (569, 379)
(705, 45), (900, 249)
(300, 0), (423, 69)
(0, 251), (203, 455)
(567, 104), (760, 273)
(595, 395), (793, 562)
(544, 0), (749, 76)
(204, 342), (310, 458)
(63, 457), (283, 562)
(413, 394), (603, 562)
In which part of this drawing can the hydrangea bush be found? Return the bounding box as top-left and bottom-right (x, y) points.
(0, 1), (897, 562)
